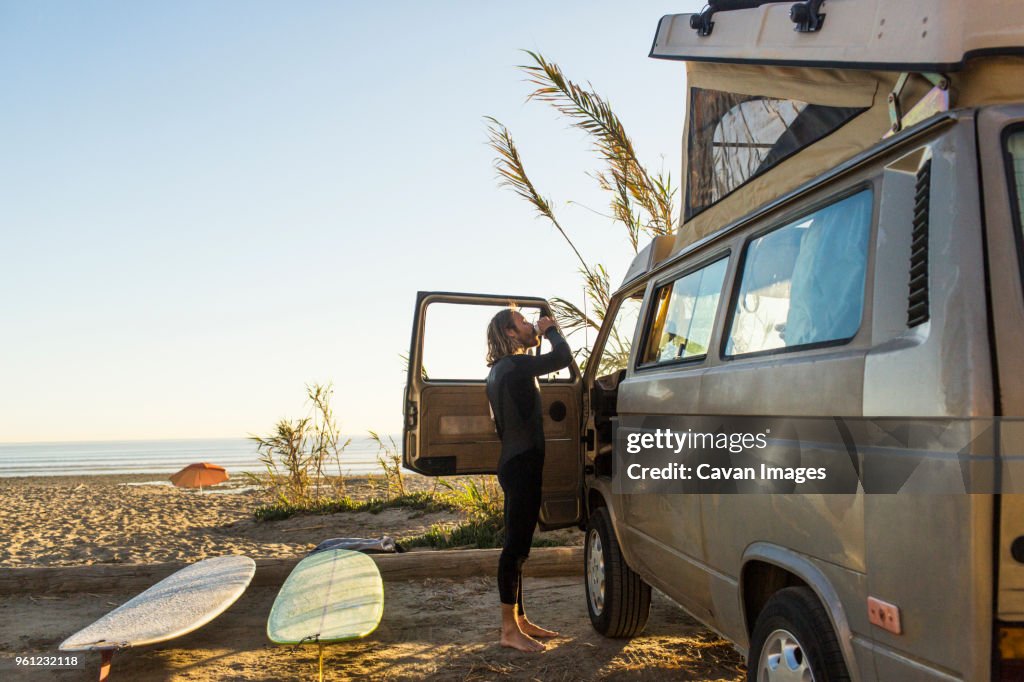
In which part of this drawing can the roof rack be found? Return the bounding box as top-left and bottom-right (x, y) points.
(689, 1), (824, 37)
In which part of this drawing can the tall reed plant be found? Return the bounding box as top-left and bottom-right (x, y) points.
(369, 430), (406, 499)
(247, 382), (350, 504)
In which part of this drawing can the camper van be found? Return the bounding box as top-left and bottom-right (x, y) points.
(403, 1), (1024, 680)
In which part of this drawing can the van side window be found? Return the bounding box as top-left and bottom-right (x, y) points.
(1009, 131), (1024, 236)
(640, 257), (729, 366)
(725, 189), (873, 356)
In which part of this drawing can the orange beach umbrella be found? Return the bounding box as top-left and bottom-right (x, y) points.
(170, 463), (229, 490)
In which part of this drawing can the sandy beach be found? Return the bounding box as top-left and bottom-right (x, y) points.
(0, 475), (743, 680)
(0, 474), (487, 568)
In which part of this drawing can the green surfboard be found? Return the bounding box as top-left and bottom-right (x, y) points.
(267, 548), (384, 645)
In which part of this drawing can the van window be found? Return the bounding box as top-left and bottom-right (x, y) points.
(1009, 131), (1024, 233)
(725, 189), (873, 356)
(640, 257), (729, 366)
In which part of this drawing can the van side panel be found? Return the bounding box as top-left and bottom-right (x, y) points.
(863, 125), (993, 419)
(699, 494), (868, 658)
(606, 117), (995, 681)
(862, 118), (994, 681)
(615, 363), (717, 623)
(866, 496), (993, 682)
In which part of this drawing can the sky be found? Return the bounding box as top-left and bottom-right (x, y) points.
(0, 1), (702, 443)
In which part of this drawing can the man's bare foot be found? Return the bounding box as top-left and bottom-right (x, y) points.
(516, 618), (559, 638)
(500, 626), (546, 652)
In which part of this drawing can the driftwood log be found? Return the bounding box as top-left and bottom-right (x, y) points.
(0, 547), (583, 595)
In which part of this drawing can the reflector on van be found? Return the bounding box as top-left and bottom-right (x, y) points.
(998, 625), (1024, 680)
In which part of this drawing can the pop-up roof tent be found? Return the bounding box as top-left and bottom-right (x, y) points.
(640, 0), (1024, 271)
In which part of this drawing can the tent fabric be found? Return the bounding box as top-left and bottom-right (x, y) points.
(664, 56), (1024, 265)
(684, 61), (884, 108)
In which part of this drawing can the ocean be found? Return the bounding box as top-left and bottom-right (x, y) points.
(0, 436), (404, 478)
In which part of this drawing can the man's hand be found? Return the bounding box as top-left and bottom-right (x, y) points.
(536, 316), (557, 335)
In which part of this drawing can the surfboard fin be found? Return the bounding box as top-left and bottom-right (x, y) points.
(98, 650), (113, 682)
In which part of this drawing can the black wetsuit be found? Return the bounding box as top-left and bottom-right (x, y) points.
(486, 326), (572, 611)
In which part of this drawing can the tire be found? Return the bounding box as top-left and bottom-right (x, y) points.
(747, 586), (850, 682)
(584, 506), (651, 637)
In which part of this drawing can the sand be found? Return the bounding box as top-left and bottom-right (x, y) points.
(0, 474), (475, 568)
(0, 475), (744, 680)
(2, 578), (744, 681)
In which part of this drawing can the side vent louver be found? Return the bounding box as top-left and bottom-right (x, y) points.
(907, 159), (931, 327)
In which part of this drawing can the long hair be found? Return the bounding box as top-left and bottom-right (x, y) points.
(486, 307), (520, 367)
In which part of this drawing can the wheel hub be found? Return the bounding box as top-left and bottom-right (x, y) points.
(757, 628), (814, 682)
(586, 528), (605, 616)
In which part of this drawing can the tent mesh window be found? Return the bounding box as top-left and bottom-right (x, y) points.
(685, 88), (865, 220)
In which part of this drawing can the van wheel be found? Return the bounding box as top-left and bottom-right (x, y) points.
(748, 587), (849, 682)
(584, 506), (651, 637)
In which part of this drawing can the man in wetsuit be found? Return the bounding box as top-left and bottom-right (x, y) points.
(485, 307), (572, 653)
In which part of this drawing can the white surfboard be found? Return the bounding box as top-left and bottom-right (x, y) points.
(60, 555), (256, 652)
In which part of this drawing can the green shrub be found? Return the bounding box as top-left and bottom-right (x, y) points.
(254, 491), (453, 522)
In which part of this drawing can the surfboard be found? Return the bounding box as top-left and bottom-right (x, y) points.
(60, 555), (256, 680)
(267, 548), (384, 646)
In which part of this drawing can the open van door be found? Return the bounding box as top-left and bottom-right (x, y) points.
(403, 291), (584, 529)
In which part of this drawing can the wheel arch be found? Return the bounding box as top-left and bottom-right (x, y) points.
(740, 543), (862, 682)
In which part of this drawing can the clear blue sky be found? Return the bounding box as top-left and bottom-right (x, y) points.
(0, 1), (701, 442)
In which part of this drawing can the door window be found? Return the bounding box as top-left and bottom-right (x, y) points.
(592, 291), (643, 376)
(639, 257), (729, 366)
(1008, 130), (1024, 241)
(725, 189), (873, 356)
(421, 302), (571, 381)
